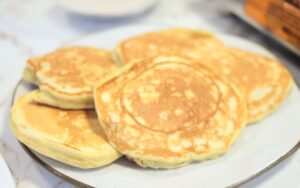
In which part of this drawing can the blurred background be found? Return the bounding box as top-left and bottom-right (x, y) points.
(0, 0), (299, 187)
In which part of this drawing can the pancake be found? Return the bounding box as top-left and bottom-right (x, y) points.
(115, 29), (293, 123)
(94, 56), (247, 169)
(23, 46), (118, 109)
(10, 91), (121, 169)
(196, 47), (293, 123)
(115, 28), (223, 65)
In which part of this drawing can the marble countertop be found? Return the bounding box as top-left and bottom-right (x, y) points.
(0, 0), (299, 187)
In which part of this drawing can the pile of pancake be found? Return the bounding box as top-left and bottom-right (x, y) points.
(10, 29), (293, 169)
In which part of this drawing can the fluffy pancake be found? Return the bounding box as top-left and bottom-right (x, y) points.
(10, 91), (121, 169)
(23, 46), (118, 109)
(115, 29), (293, 122)
(115, 28), (223, 65)
(197, 47), (293, 123)
(94, 56), (247, 169)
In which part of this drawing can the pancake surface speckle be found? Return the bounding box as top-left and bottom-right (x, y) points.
(94, 56), (247, 168)
(24, 46), (118, 109)
(10, 91), (121, 169)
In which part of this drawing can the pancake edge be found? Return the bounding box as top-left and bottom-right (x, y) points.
(247, 79), (293, 124)
(23, 65), (95, 109)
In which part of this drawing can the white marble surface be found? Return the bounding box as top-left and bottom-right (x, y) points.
(0, 0), (299, 187)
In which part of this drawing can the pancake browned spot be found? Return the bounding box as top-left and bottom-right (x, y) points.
(94, 56), (247, 169)
(23, 46), (118, 109)
(10, 91), (121, 169)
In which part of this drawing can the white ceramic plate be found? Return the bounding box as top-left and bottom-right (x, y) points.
(13, 25), (300, 188)
(0, 154), (15, 188)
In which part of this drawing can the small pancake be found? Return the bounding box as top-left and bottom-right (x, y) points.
(115, 28), (223, 65)
(10, 91), (121, 169)
(94, 56), (247, 169)
(115, 29), (293, 123)
(23, 46), (118, 109)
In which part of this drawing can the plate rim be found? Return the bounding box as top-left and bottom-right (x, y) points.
(11, 24), (300, 187)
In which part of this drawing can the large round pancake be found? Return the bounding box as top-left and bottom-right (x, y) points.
(115, 28), (223, 65)
(115, 29), (293, 123)
(94, 56), (247, 169)
(10, 91), (121, 169)
(23, 46), (118, 109)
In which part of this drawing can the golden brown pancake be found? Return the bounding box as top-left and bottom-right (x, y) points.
(196, 47), (293, 122)
(94, 56), (247, 169)
(115, 29), (293, 122)
(115, 28), (223, 65)
(23, 46), (118, 109)
(10, 91), (121, 169)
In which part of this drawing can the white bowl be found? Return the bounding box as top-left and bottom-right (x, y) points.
(57, 0), (159, 17)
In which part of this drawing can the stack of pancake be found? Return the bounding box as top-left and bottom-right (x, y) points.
(10, 29), (293, 169)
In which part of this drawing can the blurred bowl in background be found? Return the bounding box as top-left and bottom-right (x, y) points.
(57, 0), (159, 17)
